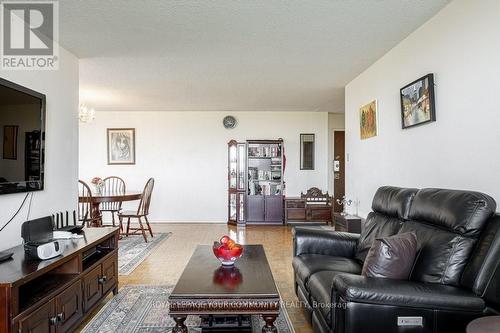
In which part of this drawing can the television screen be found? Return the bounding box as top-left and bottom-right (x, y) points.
(0, 77), (45, 194)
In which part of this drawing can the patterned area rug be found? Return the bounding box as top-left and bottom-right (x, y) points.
(81, 285), (294, 333)
(119, 233), (171, 275)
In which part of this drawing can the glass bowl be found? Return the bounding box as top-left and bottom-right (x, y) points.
(213, 243), (243, 266)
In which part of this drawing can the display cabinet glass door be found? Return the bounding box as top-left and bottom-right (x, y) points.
(228, 140), (246, 225)
(229, 193), (237, 222)
(237, 143), (246, 191)
(238, 193), (245, 223)
(228, 144), (237, 190)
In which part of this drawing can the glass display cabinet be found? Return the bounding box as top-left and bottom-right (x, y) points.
(227, 140), (246, 225)
(246, 139), (284, 224)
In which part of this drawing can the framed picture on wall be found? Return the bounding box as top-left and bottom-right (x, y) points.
(359, 100), (378, 140)
(400, 73), (436, 129)
(107, 128), (135, 165)
(3, 125), (18, 160)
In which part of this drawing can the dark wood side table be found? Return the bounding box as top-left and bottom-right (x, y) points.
(466, 316), (500, 333)
(332, 213), (362, 233)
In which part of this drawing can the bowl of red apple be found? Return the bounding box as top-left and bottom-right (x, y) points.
(213, 235), (243, 266)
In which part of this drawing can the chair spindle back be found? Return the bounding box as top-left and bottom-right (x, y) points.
(137, 178), (154, 216)
(78, 180), (94, 221)
(101, 176), (126, 211)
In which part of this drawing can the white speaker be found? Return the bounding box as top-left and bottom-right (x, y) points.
(25, 241), (64, 260)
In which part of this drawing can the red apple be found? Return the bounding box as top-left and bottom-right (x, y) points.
(220, 235), (231, 244)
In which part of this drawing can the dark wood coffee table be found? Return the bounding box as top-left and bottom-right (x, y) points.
(169, 245), (280, 332)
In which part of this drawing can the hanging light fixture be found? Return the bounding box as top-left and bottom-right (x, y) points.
(79, 104), (95, 123)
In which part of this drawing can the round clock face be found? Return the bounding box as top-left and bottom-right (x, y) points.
(223, 116), (237, 129)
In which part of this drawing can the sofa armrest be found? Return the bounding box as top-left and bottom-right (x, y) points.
(332, 273), (485, 312)
(293, 227), (359, 258)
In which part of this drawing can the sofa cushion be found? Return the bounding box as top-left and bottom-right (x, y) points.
(408, 188), (496, 237)
(292, 254), (362, 287)
(362, 232), (417, 280)
(355, 212), (403, 262)
(461, 214), (500, 302)
(372, 186), (418, 219)
(333, 273), (485, 312)
(400, 221), (476, 286)
(308, 270), (346, 325)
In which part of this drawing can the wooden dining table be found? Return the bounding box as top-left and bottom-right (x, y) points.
(79, 190), (143, 227)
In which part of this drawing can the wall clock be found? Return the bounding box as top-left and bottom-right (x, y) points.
(223, 115), (237, 129)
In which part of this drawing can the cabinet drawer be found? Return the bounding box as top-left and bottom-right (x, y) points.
(82, 265), (102, 312)
(286, 200), (306, 209)
(287, 208), (306, 220)
(101, 254), (118, 295)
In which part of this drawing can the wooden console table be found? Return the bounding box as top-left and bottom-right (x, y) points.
(285, 187), (332, 225)
(0, 227), (119, 333)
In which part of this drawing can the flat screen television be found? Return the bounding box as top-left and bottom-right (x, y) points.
(0, 77), (45, 194)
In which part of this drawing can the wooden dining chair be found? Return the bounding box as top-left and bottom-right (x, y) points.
(78, 180), (102, 227)
(100, 176), (126, 228)
(118, 178), (154, 242)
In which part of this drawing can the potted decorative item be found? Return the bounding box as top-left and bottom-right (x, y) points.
(213, 235), (243, 266)
(91, 177), (104, 194)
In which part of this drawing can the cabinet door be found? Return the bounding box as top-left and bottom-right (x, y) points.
(83, 265), (103, 312)
(17, 300), (56, 333)
(247, 195), (265, 222)
(265, 196), (283, 222)
(55, 280), (83, 333)
(101, 255), (118, 295)
(310, 207), (332, 221)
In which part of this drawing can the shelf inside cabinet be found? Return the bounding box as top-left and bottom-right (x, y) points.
(82, 247), (113, 271)
(19, 274), (78, 313)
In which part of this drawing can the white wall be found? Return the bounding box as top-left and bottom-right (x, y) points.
(0, 47), (79, 251)
(345, 0), (500, 218)
(79, 111), (329, 222)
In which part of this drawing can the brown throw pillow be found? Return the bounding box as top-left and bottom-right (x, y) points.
(361, 232), (418, 280)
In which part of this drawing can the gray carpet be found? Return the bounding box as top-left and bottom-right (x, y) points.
(81, 285), (294, 333)
(118, 233), (171, 275)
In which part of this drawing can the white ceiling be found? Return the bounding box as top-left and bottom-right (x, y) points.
(59, 0), (450, 112)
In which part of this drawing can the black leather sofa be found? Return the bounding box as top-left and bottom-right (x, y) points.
(293, 186), (500, 333)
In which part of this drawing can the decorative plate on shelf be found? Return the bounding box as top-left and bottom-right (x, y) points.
(223, 115), (237, 129)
